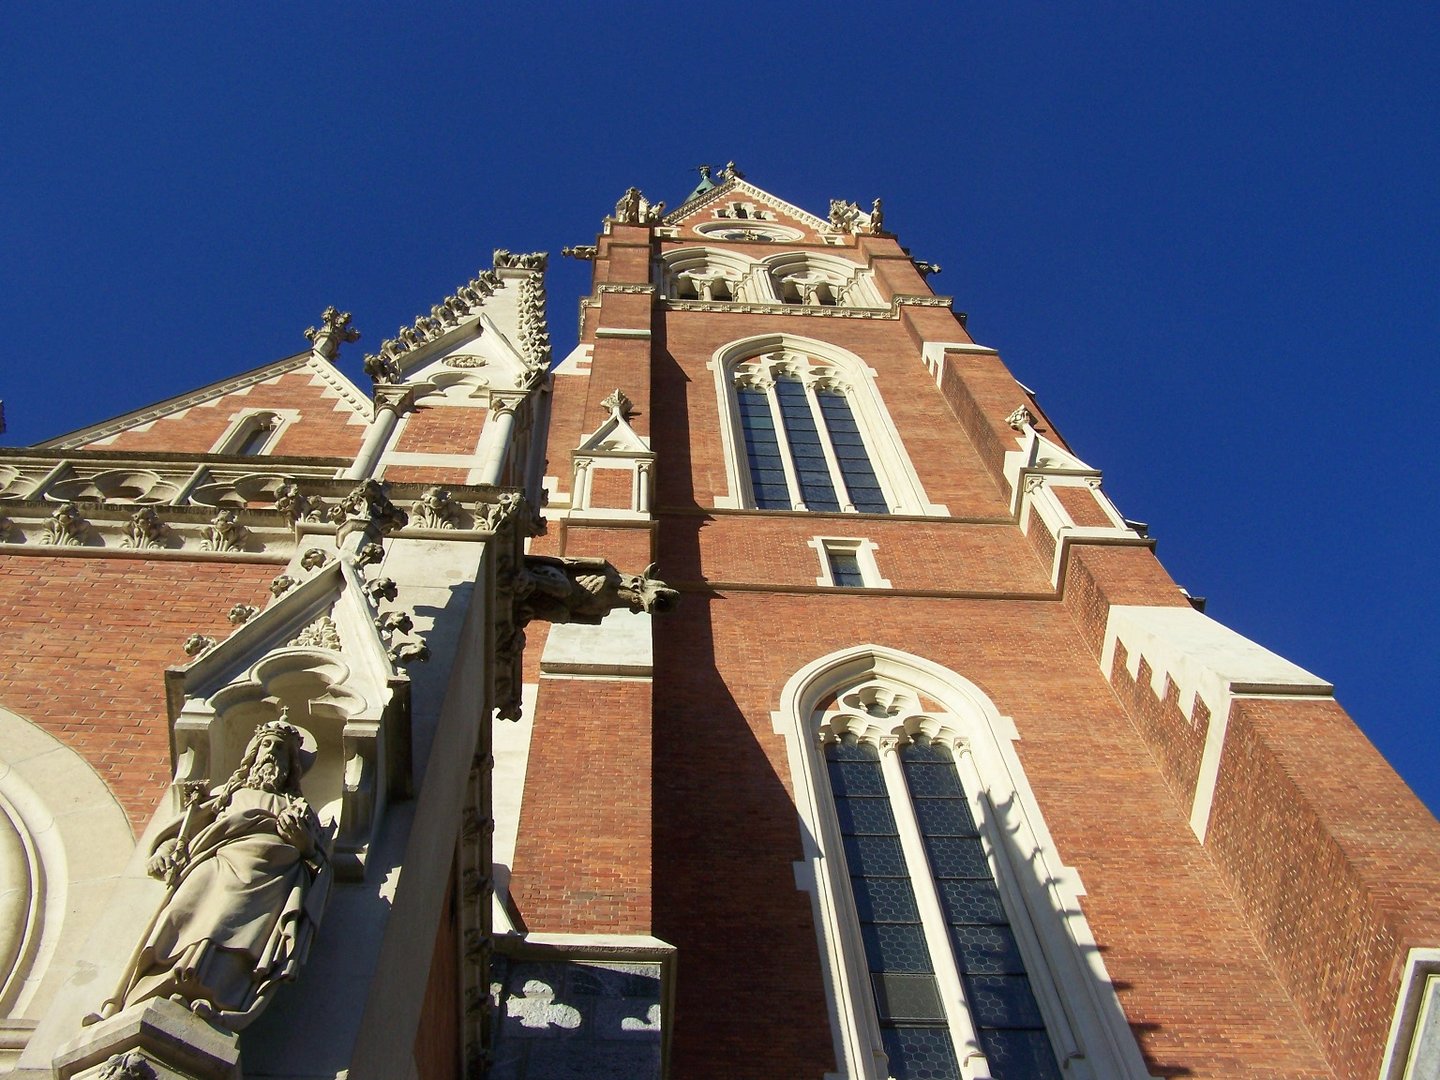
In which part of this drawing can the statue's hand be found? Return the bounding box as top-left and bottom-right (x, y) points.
(277, 805), (315, 856)
(147, 838), (182, 880)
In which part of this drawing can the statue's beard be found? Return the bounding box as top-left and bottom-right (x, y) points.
(246, 758), (284, 793)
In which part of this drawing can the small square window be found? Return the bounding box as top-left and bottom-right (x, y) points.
(811, 537), (891, 589)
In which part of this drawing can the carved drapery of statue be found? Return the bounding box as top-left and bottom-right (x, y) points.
(116, 719), (330, 1032)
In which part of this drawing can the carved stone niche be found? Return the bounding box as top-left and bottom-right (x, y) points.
(170, 648), (409, 881)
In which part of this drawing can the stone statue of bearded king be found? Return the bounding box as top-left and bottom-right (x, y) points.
(119, 716), (331, 1031)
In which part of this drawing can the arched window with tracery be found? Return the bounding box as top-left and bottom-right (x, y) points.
(715, 337), (941, 515)
(774, 647), (1152, 1080)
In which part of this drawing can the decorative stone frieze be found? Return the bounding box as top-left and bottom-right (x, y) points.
(663, 293), (953, 319)
(304, 306), (361, 362)
(443, 355), (487, 369)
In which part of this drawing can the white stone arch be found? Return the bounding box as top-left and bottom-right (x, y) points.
(657, 246), (766, 302)
(771, 645), (1151, 1080)
(709, 333), (944, 515)
(0, 705), (134, 1028)
(759, 250), (883, 308)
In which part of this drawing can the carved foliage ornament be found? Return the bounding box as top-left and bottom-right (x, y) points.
(41, 502), (88, 546)
(121, 506), (169, 549)
(410, 486), (462, 530)
(1006, 405), (1037, 431)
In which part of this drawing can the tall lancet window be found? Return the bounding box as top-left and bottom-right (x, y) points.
(775, 647), (1153, 1080)
(733, 353), (892, 513)
(826, 733), (1061, 1080)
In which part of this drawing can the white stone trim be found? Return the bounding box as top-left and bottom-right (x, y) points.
(710, 333), (946, 516)
(1382, 949), (1440, 1080)
(772, 646), (1154, 1080)
(1100, 605), (1333, 841)
(807, 536), (892, 589)
(492, 683), (538, 937)
(594, 327), (652, 339)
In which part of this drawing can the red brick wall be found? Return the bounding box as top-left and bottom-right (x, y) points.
(395, 407), (487, 454)
(509, 678), (652, 934)
(0, 554), (276, 833)
(1054, 483), (1115, 527)
(85, 369), (364, 459)
(644, 591), (1334, 1078)
(1207, 696), (1440, 1078)
(381, 465), (471, 485)
(586, 467), (632, 510)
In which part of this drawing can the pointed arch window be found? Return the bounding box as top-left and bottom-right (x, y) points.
(733, 355), (894, 514)
(774, 648), (1153, 1080)
(827, 732), (1062, 1078)
(715, 337), (944, 515)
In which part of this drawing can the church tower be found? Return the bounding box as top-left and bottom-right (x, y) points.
(0, 169), (1436, 1080)
(502, 169), (1440, 1080)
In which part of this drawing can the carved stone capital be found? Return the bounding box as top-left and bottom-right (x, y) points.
(372, 384), (417, 415)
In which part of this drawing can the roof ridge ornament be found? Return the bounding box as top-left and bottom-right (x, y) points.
(304, 307), (360, 363)
(613, 187), (665, 225)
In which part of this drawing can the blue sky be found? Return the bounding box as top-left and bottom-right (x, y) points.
(2, 7), (1436, 813)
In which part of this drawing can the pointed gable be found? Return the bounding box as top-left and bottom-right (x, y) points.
(666, 176), (836, 246)
(42, 352), (372, 458)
